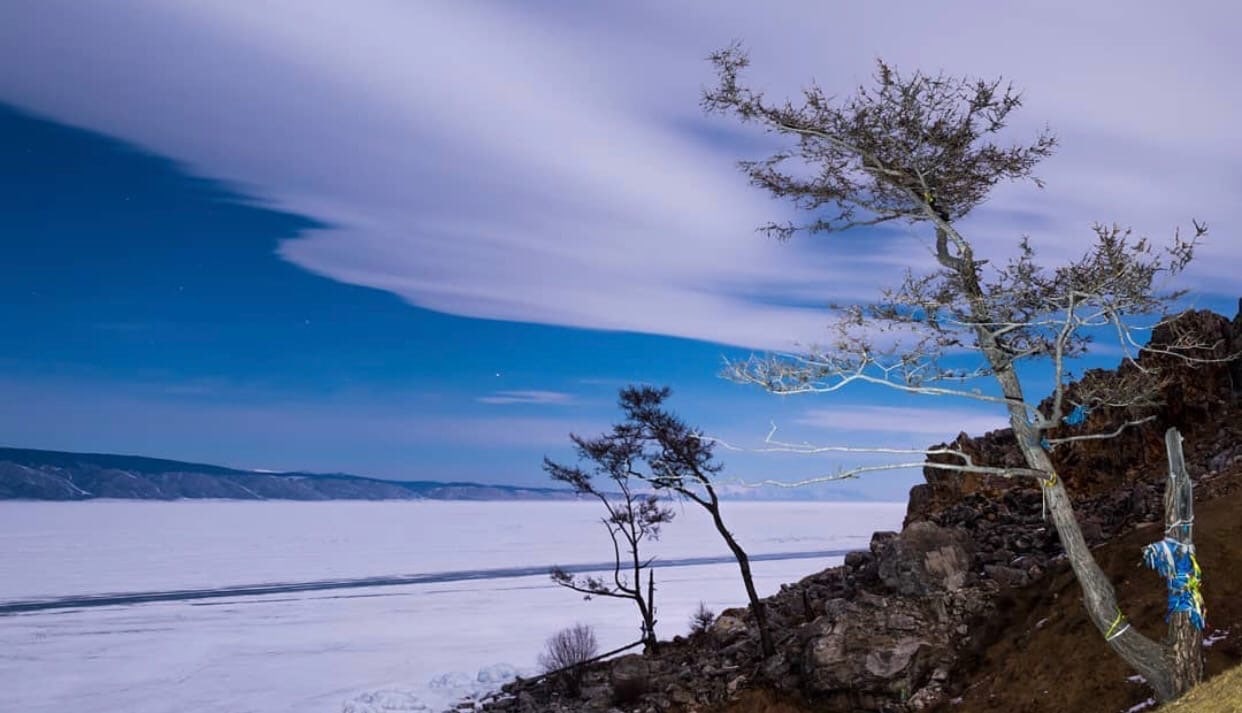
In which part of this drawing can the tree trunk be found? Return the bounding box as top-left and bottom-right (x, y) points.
(629, 539), (658, 654)
(941, 207), (1200, 701)
(941, 238), (1179, 694)
(1008, 413), (1202, 700)
(1041, 466), (1178, 698)
(987, 353), (1196, 700)
(708, 503), (775, 657)
(642, 569), (659, 654)
(1161, 428), (1204, 692)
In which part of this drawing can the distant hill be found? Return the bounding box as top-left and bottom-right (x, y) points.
(0, 447), (579, 501)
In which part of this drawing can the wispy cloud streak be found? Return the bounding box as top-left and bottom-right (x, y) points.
(477, 390), (576, 406)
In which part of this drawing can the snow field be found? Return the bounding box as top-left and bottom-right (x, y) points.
(0, 500), (903, 712)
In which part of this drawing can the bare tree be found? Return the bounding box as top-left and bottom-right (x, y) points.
(538, 623), (599, 698)
(609, 385), (776, 657)
(689, 601), (717, 636)
(704, 45), (1229, 701)
(545, 432), (674, 654)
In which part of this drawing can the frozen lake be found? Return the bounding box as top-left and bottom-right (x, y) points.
(0, 500), (904, 713)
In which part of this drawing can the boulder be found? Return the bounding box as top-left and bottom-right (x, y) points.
(609, 654), (649, 703)
(801, 595), (956, 709)
(876, 522), (973, 596)
(844, 549), (873, 570)
(710, 610), (748, 646)
(869, 531), (898, 556)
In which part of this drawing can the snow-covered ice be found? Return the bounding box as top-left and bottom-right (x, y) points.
(0, 500), (903, 713)
(342, 665), (521, 713)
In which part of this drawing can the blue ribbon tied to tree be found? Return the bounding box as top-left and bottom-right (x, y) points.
(1038, 404), (1090, 451)
(1142, 537), (1205, 630)
(1064, 403), (1089, 426)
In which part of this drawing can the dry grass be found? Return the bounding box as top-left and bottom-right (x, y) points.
(1163, 663), (1242, 712)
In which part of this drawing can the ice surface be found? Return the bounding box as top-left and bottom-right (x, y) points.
(0, 500), (899, 600)
(0, 500), (903, 713)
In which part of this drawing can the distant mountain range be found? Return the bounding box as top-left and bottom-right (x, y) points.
(0, 447), (580, 501)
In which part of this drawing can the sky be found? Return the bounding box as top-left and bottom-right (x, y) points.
(0, 1), (1238, 500)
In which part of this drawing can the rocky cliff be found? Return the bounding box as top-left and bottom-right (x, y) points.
(478, 306), (1242, 713)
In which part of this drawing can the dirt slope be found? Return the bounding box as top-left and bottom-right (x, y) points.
(944, 481), (1242, 713)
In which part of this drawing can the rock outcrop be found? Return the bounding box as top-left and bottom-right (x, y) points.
(908, 309), (1242, 527)
(479, 306), (1242, 713)
(875, 522), (973, 597)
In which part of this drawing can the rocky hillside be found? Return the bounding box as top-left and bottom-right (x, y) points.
(476, 305), (1242, 713)
(0, 447), (576, 501)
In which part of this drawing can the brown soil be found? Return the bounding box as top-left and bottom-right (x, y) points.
(714, 690), (812, 713)
(943, 483), (1242, 713)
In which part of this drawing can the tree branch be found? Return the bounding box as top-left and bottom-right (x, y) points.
(1046, 415), (1157, 446)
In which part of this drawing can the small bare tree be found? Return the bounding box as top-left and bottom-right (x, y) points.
(608, 385), (776, 657)
(704, 45), (1231, 701)
(689, 601), (716, 636)
(538, 623), (599, 698)
(545, 433), (674, 654)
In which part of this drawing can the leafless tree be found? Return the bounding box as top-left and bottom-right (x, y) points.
(704, 44), (1230, 701)
(689, 601), (716, 637)
(545, 431), (674, 654)
(538, 623), (599, 698)
(608, 385), (775, 657)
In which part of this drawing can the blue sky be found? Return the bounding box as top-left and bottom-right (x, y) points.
(0, 2), (1238, 499)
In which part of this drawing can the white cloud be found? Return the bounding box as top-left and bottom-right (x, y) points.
(476, 390), (576, 406)
(0, 0), (1237, 352)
